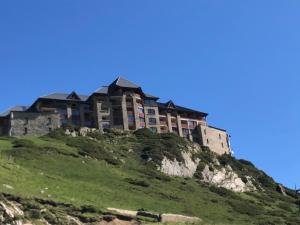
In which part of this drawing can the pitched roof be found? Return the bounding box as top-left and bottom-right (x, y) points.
(0, 106), (28, 117)
(94, 86), (109, 94)
(109, 76), (140, 89)
(144, 93), (159, 99)
(40, 93), (89, 101)
(157, 101), (208, 116)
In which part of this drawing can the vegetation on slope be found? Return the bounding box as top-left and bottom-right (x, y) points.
(0, 129), (299, 225)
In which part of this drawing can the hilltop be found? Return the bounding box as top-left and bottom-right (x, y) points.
(0, 128), (299, 225)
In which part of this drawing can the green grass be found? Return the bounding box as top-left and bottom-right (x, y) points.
(0, 132), (299, 224)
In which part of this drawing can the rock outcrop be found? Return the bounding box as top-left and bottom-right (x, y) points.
(201, 165), (256, 192)
(160, 152), (199, 177)
(159, 144), (257, 192)
(160, 214), (202, 223)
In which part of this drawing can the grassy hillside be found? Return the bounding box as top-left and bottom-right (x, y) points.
(0, 129), (299, 225)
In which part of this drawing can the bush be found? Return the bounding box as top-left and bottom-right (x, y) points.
(209, 186), (235, 198)
(134, 128), (157, 139)
(137, 131), (187, 165)
(194, 162), (206, 180)
(66, 137), (121, 165)
(27, 209), (42, 219)
(227, 199), (264, 216)
(13, 139), (35, 148)
(47, 128), (66, 139)
(125, 178), (150, 187)
(81, 205), (98, 213)
(86, 131), (104, 140)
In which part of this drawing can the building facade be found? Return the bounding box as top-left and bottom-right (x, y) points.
(0, 77), (232, 155)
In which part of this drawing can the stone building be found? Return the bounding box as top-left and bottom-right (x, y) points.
(0, 77), (232, 155)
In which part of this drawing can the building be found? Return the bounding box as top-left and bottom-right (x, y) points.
(0, 77), (231, 155)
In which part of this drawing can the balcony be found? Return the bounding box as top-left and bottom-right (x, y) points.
(160, 120), (167, 125)
(171, 123), (177, 127)
(181, 123), (188, 129)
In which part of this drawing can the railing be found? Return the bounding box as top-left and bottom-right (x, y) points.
(181, 124), (188, 129)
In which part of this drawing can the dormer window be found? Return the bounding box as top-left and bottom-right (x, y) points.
(67, 91), (81, 100)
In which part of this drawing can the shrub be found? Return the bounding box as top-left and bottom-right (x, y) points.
(227, 199), (264, 216)
(81, 205), (98, 213)
(209, 186), (235, 198)
(66, 137), (121, 165)
(137, 132), (186, 165)
(27, 209), (42, 219)
(194, 162), (206, 180)
(47, 128), (66, 139)
(86, 131), (104, 140)
(125, 178), (150, 187)
(277, 202), (293, 212)
(134, 128), (157, 139)
(13, 139), (35, 148)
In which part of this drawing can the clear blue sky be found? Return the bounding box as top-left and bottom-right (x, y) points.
(0, 1), (299, 188)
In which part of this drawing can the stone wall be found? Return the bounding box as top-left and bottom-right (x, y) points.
(197, 125), (231, 155)
(10, 112), (61, 136)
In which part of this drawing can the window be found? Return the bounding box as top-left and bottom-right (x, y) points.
(49, 127), (52, 132)
(204, 129), (207, 135)
(24, 127), (28, 135)
(221, 142), (224, 148)
(147, 109), (155, 115)
(128, 114), (135, 122)
(207, 138), (209, 144)
(25, 117), (29, 125)
(48, 117), (52, 125)
(149, 118), (157, 125)
(219, 134), (222, 140)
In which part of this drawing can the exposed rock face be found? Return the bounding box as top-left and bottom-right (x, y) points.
(160, 214), (202, 223)
(201, 165), (256, 192)
(159, 144), (257, 192)
(0, 200), (24, 225)
(160, 152), (199, 177)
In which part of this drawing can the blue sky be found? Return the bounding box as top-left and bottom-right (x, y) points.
(0, 1), (299, 188)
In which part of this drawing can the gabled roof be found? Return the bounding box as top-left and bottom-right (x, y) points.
(109, 76), (140, 89)
(40, 93), (89, 101)
(94, 86), (109, 94)
(0, 106), (28, 117)
(144, 93), (159, 100)
(66, 91), (81, 100)
(157, 101), (208, 116)
(166, 100), (176, 109)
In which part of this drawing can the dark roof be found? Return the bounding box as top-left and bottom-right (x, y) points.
(208, 125), (227, 132)
(158, 101), (208, 116)
(109, 76), (140, 89)
(40, 93), (89, 101)
(144, 93), (159, 99)
(0, 106), (28, 117)
(94, 86), (108, 94)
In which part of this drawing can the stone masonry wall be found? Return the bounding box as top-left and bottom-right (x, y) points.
(10, 112), (61, 136)
(198, 125), (231, 155)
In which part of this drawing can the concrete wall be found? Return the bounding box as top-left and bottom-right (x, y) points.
(10, 112), (61, 136)
(197, 125), (231, 155)
(144, 106), (161, 133)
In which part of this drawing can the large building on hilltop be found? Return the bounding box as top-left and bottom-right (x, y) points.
(0, 77), (231, 155)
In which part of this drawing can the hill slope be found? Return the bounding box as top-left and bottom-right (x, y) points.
(0, 129), (299, 225)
